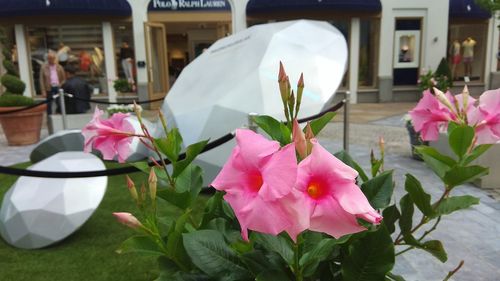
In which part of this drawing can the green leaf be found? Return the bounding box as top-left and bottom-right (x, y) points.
(206, 218), (240, 244)
(414, 146), (456, 179)
(175, 164), (203, 202)
(308, 112), (336, 136)
(341, 225), (395, 281)
(334, 150), (369, 183)
(382, 205), (400, 234)
(447, 122), (459, 135)
(166, 211), (191, 268)
(448, 125), (475, 160)
(386, 272), (406, 281)
(157, 188), (191, 210)
(130, 162), (169, 180)
(462, 144), (492, 165)
(361, 170), (394, 209)
(434, 195), (479, 217)
(404, 174), (435, 217)
(172, 139), (208, 177)
(251, 233), (294, 266)
(398, 195), (414, 235)
(116, 236), (165, 256)
(155, 128), (183, 163)
(183, 230), (252, 280)
(253, 115), (292, 146)
(371, 160), (383, 178)
(443, 165), (489, 188)
(300, 239), (339, 277)
(421, 240), (447, 262)
(256, 270), (291, 281)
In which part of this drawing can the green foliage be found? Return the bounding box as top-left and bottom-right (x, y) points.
(448, 125), (475, 160)
(117, 236), (166, 256)
(251, 233), (294, 265)
(2, 59), (18, 76)
(417, 58), (453, 93)
(342, 225), (395, 281)
(308, 112), (336, 136)
(435, 58), (453, 86)
(113, 79), (133, 93)
(475, 0), (500, 12)
(361, 170), (394, 209)
(1, 74), (25, 94)
(155, 128), (183, 163)
(0, 94), (35, 106)
(404, 174), (435, 217)
(253, 115), (291, 146)
(183, 230), (252, 280)
(434, 195), (479, 216)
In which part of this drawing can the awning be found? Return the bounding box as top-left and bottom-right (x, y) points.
(0, 0), (132, 17)
(449, 0), (491, 19)
(246, 0), (382, 16)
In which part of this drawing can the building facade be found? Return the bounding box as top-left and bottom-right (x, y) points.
(0, 0), (499, 104)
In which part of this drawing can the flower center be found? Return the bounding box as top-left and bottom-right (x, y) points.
(307, 182), (323, 199)
(249, 173), (264, 192)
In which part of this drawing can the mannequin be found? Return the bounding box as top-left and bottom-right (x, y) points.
(449, 40), (461, 80)
(119, 41), (135, 86)
(57, 42), (71, 67)
(462, 37), (476, 78)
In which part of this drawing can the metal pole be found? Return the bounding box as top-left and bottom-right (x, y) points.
(58, 89), (67, 130)
(247, 112), (259, 132)
(343, 91), (350, 152)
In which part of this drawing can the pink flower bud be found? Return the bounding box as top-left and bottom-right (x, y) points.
(126, 175), (139, 202)
(148, 169), (157, 201)
(113, 212), (143, 229)
(293, 119), (307, 159)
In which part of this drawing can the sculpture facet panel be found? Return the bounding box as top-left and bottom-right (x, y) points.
(0, 152), (107, 249)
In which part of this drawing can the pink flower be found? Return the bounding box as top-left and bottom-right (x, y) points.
(409, 90), (456, 141)
(82, 108), (135, 163)
(113, 212), (143, 229)
(211, 129), (298, 241)
(285, 140), (381, 240)
(469, 89), (500, 144)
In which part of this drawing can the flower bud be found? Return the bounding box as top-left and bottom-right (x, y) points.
(288, 90), (296, 117)
(140, 182), (147, 203)
(461, 85), (470, 113)
(148, 169), (157, 201)
(379, 136), (385, 156)
(293, 119), (307, 159)
(126, 175), (139, 202)
(296, 73), (304, 117)
(433, 87), (454, 111)
(113, 212), (143, 229)
(304, 122), (314, 156)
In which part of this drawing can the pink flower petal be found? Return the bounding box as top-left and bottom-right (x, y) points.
(309, 196), (366, 239)
(259, 143), (297, 200)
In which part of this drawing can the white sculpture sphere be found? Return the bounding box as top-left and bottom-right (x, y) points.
(0, 152), (107, 249)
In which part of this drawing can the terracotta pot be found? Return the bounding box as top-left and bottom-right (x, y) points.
(0, 104), (47, 146)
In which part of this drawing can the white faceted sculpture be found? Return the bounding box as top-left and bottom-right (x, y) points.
(0, 152), (107, 249)
(161, 20), (348, 185)
(162, 19), (348, 146)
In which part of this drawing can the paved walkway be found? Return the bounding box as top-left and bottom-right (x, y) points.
(1, 103), (499, 280)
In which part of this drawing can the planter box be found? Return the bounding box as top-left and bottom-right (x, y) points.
(48, 113), (94, 134)
(430, 133), (500, 189)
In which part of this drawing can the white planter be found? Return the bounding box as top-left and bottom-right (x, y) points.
(430, 133), (500, 189)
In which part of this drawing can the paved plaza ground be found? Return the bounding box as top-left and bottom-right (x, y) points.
(0, 103), (499, 280)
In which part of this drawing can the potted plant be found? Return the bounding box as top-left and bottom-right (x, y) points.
(0, 28), (46, 145)
(113, 78), (132, 93)
(106, 104), (142, 117)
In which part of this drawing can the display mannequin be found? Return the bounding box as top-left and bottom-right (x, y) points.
(119, 41), (135, 86)
(57, 42), (71, 67)
(462, 37), (476, 78)
(449, 40), (461, 80)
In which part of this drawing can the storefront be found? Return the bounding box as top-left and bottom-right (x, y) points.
(245, 0), (381, 103)
(0, 0), (135, 102)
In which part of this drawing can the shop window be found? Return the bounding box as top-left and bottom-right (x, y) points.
(359, 19), (379, 88)
(329, 20), (349, 89)
(27, 25), (107, 96)
(448, 23), (487, 82)
(113, 24), (137, 95)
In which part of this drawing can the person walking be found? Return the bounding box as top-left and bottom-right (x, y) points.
(39, 51), (65, 115)
(61, 64), (91, 114)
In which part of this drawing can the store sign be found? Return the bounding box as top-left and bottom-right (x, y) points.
(149, 0), (230, 11)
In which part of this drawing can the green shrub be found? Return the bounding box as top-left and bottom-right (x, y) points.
(1, 49), (10, 61)
(2, 60), (18, 76)
(435, 57), (453, 87)
(113, 79), (132, 93)
(0, 94), (35, 106)
(1, 74), (25, 94)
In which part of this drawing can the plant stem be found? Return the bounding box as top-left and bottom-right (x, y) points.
(293, 239), (303, 281)
(395, 246), (415, 256)
(443, 260), (464, 281)
(418, 216), (441, 242)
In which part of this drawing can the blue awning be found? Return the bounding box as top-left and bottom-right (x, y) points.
(246, 0), (382, 16)
(449, 0), (491, 19)
(0, 0), (132, 17)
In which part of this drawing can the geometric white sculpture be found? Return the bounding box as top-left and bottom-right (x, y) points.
(162, 19), (348, 146)
(161, 19), (348, 186)
(0, 152), (107, 249)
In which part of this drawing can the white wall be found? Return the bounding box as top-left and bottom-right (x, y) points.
(379, 0), (449, 78)
(227, 0), (249, 33)
(127, 0), (150, 87)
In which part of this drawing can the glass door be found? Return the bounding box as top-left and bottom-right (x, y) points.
(144, 22), (169, 108)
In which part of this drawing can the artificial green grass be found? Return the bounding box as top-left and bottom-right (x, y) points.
(0, 162), (158, 281)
